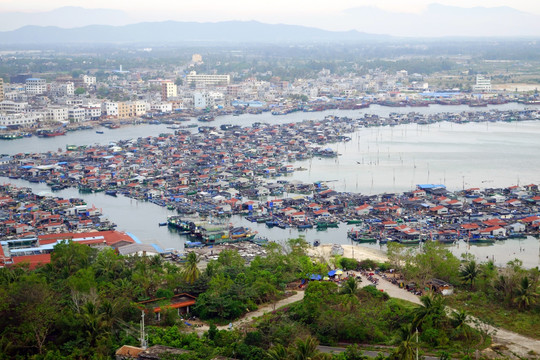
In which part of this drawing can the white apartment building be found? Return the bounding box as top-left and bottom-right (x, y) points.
(150, 102), (173, 113)
(80, 74), (97, 86)
(102, 102), (119, 117)
(0, 100), (28, 113)
(193, 92), (213, 109)
(473, 75), (492, 92)
(83, 105), (102, 120)
(68, 107), (85, 123)
(46, 107), (69, 122)
(0, 112), (42, 127)
(186, 71), (230, 87)
(0, 78), (4, 102)
(49, 82), (75, 97)
(25, 78), (47, 95)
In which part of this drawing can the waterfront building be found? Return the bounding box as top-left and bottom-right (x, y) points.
(68, 107), (85, 123)
(150, 102), (173, 113)
(0, 112), (42, 127)
(186, 71), (230, 87)
(0, 100), (28, 113)
(118, 101), (147, 118)
(102, 102), (119, 117)
(82, 104), (102, 121)
(193, 92), (213, 109)
(161, 80), (177, 101)
(46, 106), (69, 122)
(25, 78), (47, 95)
(473, 75), (492, 92)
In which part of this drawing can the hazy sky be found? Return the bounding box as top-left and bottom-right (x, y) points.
(2, 0), (540, 17)
(1, 0), (540, 36)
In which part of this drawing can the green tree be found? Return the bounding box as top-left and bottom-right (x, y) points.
(290, 336), (327, 360)
(267, 343), (289, 360)
(390, 325), (416, 360)
(412, 293), (446, 330)
(74, 87), (86, 95)
(513, 276), (538, 310)
(460, 260), (481, 290)
(182, 252), (201, 284)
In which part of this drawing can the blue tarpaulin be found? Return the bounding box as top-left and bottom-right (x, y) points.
(309, 274), (322, 281)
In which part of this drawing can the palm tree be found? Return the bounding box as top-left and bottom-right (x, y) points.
(182, 252), (201, 284)
(451, 310), (471, 341)
(340, 277), (361, 310)
(390, 324), (416, 360)
(460, 260), (481, 289)
(267, 343), (289, 360)
(341, 277), (360, 295)
(290, 336), (328, 360)
(412, 292), (446, 330)
(513, 276), (538, 310)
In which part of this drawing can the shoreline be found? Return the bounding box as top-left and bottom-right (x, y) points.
(308, 244), (388, 264)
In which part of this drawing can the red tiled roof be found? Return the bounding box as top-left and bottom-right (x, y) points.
(11, 254), (51, 269)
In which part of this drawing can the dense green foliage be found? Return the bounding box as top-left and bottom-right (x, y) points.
(256, 281), (485, 358)
(1, 238), (537, 359)
(0, 238), (323, 358)
(448, 258), (540, 339)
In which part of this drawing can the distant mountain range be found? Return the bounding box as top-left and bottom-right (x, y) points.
(0, 3), (540, 44)
(0, 7), (135, 31)
(0, 21), (389, 45)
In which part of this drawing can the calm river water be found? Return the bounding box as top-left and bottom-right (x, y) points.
(1, 103), (539, 267)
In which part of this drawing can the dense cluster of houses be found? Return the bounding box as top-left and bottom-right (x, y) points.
(0, 114), (539, 248)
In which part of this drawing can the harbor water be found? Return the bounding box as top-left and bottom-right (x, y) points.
(1, 103), (539, 267)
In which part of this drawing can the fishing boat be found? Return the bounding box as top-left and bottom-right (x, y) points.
(96, 130), (104, 134)
(167, 216), (195, 233)
(105, 190), (117, 197)
(346, 218), (363, 225)
(398, 238), (421, 245)
(198, 115), (215, 122)
(468, 234), (496, 244)
(347, 228), (376, 243)
(37, 129), (66, 137)
(230, 226), (256, 240)
(316, 221), (339, 229)
(0, 133), (23, 140)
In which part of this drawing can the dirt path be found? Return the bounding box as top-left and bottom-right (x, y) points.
(193, 273), (539, 358)
(194, 289), (305, 334)
(367, 274), (540, 358)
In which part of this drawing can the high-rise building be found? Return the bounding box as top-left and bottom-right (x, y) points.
(161, 80), (177, 101)
(186, 71), (230, 87)
(192, 54), (203, 64)
(0, 78), (4, 102)
(25, 78), (47, 95)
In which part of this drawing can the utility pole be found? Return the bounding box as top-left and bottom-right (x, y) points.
(140, 310), (148, 349)
(416, 327), (419, 360)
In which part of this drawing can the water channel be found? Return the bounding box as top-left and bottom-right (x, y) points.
(1, 103), (539, 267)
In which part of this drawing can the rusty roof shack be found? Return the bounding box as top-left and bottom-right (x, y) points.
(426, 278), (454, 295)
(116, 345), (189, 360)
(137, 293), (196, 322)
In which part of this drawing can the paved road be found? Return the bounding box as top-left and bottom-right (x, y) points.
(317, 345), (441, 360)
